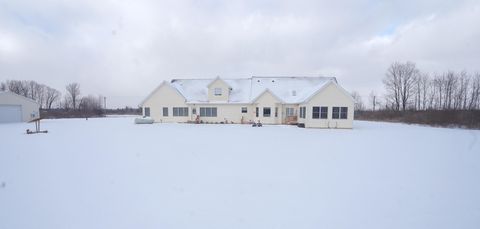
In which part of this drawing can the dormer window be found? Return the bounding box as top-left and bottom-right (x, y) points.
(214, 88), (222, 96)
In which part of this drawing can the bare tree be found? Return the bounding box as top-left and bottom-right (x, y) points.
(383, 62), (419, 111)
(66, 83), (81, 110)
(44, 87), (61, 109)
(351, 91), (365, 111)
(413, 73), (430, 110)
(0, 82), (6, 91)
(468, 73), (480, 110)
(6, 80), (29, 97)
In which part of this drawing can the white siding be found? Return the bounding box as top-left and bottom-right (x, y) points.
(302, 83), (354, 129)
(141, 84), (190, 123)
(0, 92), (40, 123)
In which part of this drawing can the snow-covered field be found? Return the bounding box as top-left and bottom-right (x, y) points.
(1, 117), (479, 229)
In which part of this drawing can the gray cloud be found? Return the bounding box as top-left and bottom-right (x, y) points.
(1, 0), (479, 107)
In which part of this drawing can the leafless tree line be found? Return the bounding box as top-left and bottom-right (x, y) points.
(376, 61), (480, 111)
(0, 80), (104, 111)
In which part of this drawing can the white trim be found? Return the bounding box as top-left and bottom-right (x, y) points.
(302, 80), (354, 103)
(251, 89), (284, 103)
(139, 81), (186, 107)
(207, 76), (232, 89)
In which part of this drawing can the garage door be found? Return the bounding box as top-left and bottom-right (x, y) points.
(0, 105), (22, 123)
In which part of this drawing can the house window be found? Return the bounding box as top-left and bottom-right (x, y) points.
(144, 107), (150, 117)
(256, 107), (259, 117)
(192, 108), (196, 115)
(163, 107), (168, 116)
(312, 106), (320, 119)
(214, 88), (222, 96)
(241, 107), (247, 113)
(320, 107), (328, 119)
(275, 107), (278, 117)
(200, 107), (217, 117)
(340, 107), (348, 119)
(299, 107), (306, 118)
(286, 108), (295, 117)
(173, 107), (188, 116)
(332, 107), (340, 119)
(263, 107), (271, 117)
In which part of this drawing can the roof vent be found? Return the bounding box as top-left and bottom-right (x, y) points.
(292, 90), (297, 96)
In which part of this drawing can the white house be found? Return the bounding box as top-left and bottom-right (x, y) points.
(140, 76), (354, 128)
(0, 91), (40, 123)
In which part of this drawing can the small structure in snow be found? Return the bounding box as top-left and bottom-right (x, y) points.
(27, 117), (48, 134)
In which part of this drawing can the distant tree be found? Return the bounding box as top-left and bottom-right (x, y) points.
(351, 91), (365, 111)
(0, 82), (6, 91)
(383, 62), (419, 111)
(44, 86), (61, 109)
(468, 73), (480, 110)
(66, 83), (80, 110)
(6, 80), (29, 97)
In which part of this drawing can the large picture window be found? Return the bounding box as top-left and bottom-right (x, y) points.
(320, 107), (328, 119)
(340, 107), (348, 119)
(200, 107), (217, 117)
(263, 107), (271, 117)
(332, 107), (340, 119)
(173, 107), (188, 116)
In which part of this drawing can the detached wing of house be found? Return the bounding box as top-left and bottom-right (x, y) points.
(140, 76), (354, 128)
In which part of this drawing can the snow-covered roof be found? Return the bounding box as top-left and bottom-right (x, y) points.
(168, 76), (337, 104)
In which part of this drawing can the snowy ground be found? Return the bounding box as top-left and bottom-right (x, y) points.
(1, 117), (479, 229)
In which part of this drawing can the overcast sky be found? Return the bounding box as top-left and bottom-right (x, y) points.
(1, 0), (479, 107)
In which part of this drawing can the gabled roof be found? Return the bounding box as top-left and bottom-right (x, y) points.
(139, 81), (186, 106)
(251, 89), (284, 103)
(207, 76), (232, 89)
(303, 80), (354, 103)
(143, 76), (342, 105)
(0, 91), (40, 105)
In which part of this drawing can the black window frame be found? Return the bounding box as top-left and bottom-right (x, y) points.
(162, 107), (168, 117)
(340, 107), (348, 119)
(263, 107), (271, 117)
(332, 107), (340, 119)
(144, 107), (150, 117)
(312, 106), (320, 119)
(320, 106), (328, 119)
